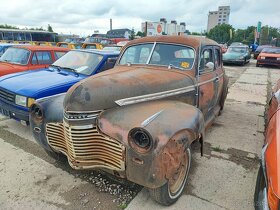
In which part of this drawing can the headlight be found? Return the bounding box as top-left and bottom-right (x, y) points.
(30, 104), (43, 121)
(239, 56), (244, 59)
(128, 128), (153, 153)
(15, 95), (27, 107)
(15, 95), (35, 107)
(261, 56), (266, 59)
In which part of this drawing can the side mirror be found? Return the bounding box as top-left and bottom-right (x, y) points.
(205, 62), (214, 71)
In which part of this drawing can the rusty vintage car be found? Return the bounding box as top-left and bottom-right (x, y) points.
(30, 36), (228, 205)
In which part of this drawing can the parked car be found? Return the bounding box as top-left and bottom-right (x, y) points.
(253, 45), (273, 59)
(0, 49), (119, 125)
(254, 78), (280, 210)
(0, 45), (69, 76)
(256, 47), (280, 67)
(57, 42), (82, 49)
(30, 36), (228, 205)
(81, 43), (103, 49)
(222, 45), (251, 65)
(0, 43), (25, 57)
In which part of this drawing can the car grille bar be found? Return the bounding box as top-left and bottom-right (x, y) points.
(46, 121), (125, 171)
(0, 88), (14, 103)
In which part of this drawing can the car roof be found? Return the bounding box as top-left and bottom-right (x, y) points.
(11, 45), (69, 51)
(126, 35), (218, 49)
(74, 49), (120, 56)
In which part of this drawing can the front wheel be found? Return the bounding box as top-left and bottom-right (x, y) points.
(254, 166), (266, 210)
(149, 147), (191, 206)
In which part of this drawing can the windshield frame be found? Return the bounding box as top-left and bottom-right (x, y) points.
(50, 50), (104, 76)
(118, 42), (196, 70)
(0, 47), (31, 65)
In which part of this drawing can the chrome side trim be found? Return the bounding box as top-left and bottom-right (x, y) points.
(261, 144), (268, 186)
(115, 86), (195, 106)
(115, 73), (224, 106)
(141, 110), (163, 127)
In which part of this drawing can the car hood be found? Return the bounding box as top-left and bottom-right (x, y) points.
(223, 52), (244, 59)
(265, 109), (280, 198)
(259, 52), (280, 58)
(0, 62), (25, 76)
(64, 65), (195, 111)
(0, 69), (85, 98)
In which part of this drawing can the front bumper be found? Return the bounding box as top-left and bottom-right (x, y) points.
(0, 99), (29, 122)
(257, 59), (280, 67)
(223, 59), (244, 65)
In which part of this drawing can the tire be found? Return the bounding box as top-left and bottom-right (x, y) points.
(254, 166), (266, 210)
(44, 148), (67, 162)
(149, 147), (191, 206)
(256, 63), (260, 67)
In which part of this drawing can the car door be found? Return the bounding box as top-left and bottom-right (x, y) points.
(29, 51), (53, 70)
(213, 46), (224, 111)
(198, 46), (218, 123)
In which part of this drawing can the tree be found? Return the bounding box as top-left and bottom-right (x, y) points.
(0, 24), (19, 29)
(47, 24), (53, 32)
(129, 28), (135, 40)
(136, 31), (146, 37)
(207, 24), (235, 43)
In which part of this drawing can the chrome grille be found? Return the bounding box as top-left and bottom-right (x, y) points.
(46, 122), (125, 171)
(0, 88), (14, 103)
(64, 110), (102, 120)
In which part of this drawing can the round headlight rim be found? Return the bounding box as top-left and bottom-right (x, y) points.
(128, 127), (153, 154)
(30, 103), (43, 121)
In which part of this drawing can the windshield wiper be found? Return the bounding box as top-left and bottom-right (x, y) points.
(61, 66), (78, 73)
(49, 64), (61, 71)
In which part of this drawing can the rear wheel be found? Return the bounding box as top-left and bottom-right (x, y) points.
(149, 147), (191, 206)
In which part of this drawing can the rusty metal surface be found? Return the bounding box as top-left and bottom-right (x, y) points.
(64, 65), (196, 112)
(30, 35), (228, 190)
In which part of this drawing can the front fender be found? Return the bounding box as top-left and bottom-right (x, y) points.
(98, 100), (204, 188)
(30, 93), (66, 151)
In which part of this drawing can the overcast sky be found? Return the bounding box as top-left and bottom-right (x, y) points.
(0, 0), (279, 36)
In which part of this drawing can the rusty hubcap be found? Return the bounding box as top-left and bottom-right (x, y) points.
(168, 152), (189, 195)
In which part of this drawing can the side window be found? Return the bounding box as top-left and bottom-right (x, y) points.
(35, 51), (53, 64)
(100, 57), (118, 72)
(214, 48), (221, 68)
(31, 53), (38, 64)
(54, 51), (67, 60)
(139, 47), (151, 63)
(199, 48), (214, 73)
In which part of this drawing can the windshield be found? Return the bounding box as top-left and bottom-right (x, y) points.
(0, 47), (30, 65)
(227, 47), (246, 53)
(262, 48), (280, 54)
(119, 43), (195, 70)
(51, 51), (103, 75)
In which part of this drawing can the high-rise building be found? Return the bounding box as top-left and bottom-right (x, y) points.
(207, 6), (230, 32)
